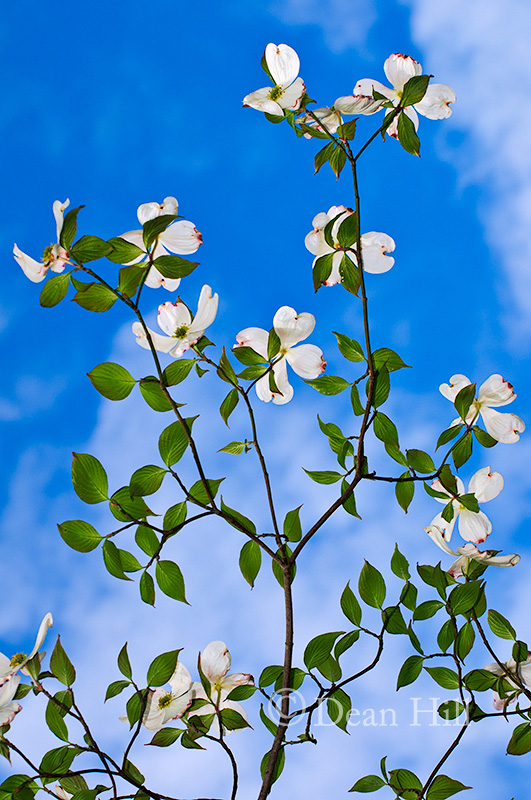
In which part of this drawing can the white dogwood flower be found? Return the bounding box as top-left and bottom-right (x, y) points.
(425, 527), (519, 578)
(305, 205), (395, 285)
(142, 662), (193, 732)
(120, 196), (202, 292)
(427, 467), (503, 544)
(132, 285), (218, 358)
(440, 373), (525, 444)
(0, 613), (53, 683)
(300, 107), (343, 138)
(334, 93), (384, 116)
(14, 200), (70, 282)
(235, 306), (326, 405)
(355, 53), (455, 138)
(243, 43), (305, 116)
(188, 641), (253, 736)
(0, 675), (22, 726)
(484, 655), (531, 710)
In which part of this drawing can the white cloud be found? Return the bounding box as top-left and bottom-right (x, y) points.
(271, 0), (377, 53)
(403, 0), (531, 344)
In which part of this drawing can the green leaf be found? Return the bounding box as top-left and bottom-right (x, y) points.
(340, 582), (362, 626)
(312, 253), (334, 290)
(382, 605), (408, 634)
(118, 265), (146, 297)
(439, 700), (465, 721)
(58, 520), (102, 552)
(303, 469), (343, 484)
(488, 609), (516, 640)
(473, 426), (498, 448)
(104, 680), (130, 701)
(142, 214), (178, 250)
(329, 143), (347, 178)
(385, 443), (408, 466)
(220, 708), (250, 730)
(349, 774), (386, 793)
(457, 493), (480, 513)
(448, 581), (483, 616)
(397, 111), (421, 156)
(148, 727), (183, 747)
(464, 668), (497, 691)
(507, 722), (531, 755)
(350, 383), (365, 416)
(372, 347), (410, 372)
(219, 440), (248, 455)
(71, 235), (112, 263)
(158, 418), (194, 466)
(425, 775), (471, 799)
(60, 206), (83, 250)
(395, 474), (415, 513)
(40, 274), (69, 308)
(155, 560), (188, 603)
(390, 544), (410, 579)
(389, 768), (422, 798)
(336, 213), (359, 248)
(260, 746), (285, 785)
(232, 346), (265, 366)
(400, 582), (418, 612)
(239, 540), (261, 588)
(314, 141), (335, 174)
(162, 359), (195, 387)
(140, 570), (156, 606)
(424, 666), (459, 690)
(267, 328), (281, 360)
(135, 526), (159, 556)
(220, 387), (239, 426)
(87, 362), (136, 401)
(339, 253), (361, 296)
(512, 640), (528, 663)
(452, 433), (473, 470)
(373, 412), (399, 446)
(454, 383), (476, 421)
(109, 486), (151, 522)
(358, 561), (386, 609)
(337, 119), (358, 140)
(259, 665), (283, 688)
(413, 600), (444, 621)
(456, 622), (475, 661)
(139, 378), (173, 412)
(327, 687), (351, 732)
(130, 465), (167, 496)
(117, 643), (132, 679)
(39, 745), (79, 777)
(333, 331), (365, 362)
(397, 655), (424, 689)
(147, 650), (180, 687)
(226, 684), (257, 701)
(283, 506), (302, 542)
(188, 477), (224, 505)
(102, 539), (132, 581)
(304, 631), (344, 670)
(50, 637), (76, 687)
(304, 375), (350, 395)
(107, 236), (145, 264)
(151, 254), (198, 279)
(371, 368), (390, 408)
(122, 758), (145, 786)
(436, 425), (464, 450)
(335, 630), (360, 658)
(71, 453), (108, 504)
(45, 699), (69, 741)
(401, 74), (430, 107)
(73, 283), (117, 312)
(406, 449), (435, 473)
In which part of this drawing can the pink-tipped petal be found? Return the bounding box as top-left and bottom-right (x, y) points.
(52, 199), (70, 241)
(157, 302), (192, 336)
(279, 78), (306, 111)
(425, 524), (457, 556)
(468, 467), (504, 503)
(273, 306), (315, 348)
(243, 88), (283, 116)
(415, 84), (456, 120)
(201, 641), (231, 684)
(191, 285), (218, 333)
(132, 321), (176, 354)
(334, 94), (384, 115)
(439, 374), (472, 403)
(360, 232), (395, 274)
(477, 374), (516, 407)
(427, 512), (457, 543)
(265, 43), (300, 87)
(383, 53), (422, 91)
(480, 407), (525, 444)
(160, 220), (202, 255)
(457, 509), (492, 544)
(286, 344), (326, 379)
(235, 327), (268, 360)
(354, 78), (394, 101)
(270, 359), (294, 405)
(13, 244), (48, 283)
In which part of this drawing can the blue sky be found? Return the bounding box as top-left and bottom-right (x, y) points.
(2, 0), (531, 797)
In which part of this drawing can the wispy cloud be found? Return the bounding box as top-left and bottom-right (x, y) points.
(270, 0), (377, 53)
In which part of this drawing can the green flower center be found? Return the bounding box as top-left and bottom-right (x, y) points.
(42, 245), (54, 263)
(269, 85), (283, 101)
(158, 692), (173, 709)
(174, 325), (189, 339)
(10, 652), (26, 668)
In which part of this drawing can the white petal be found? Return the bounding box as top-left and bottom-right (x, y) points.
(235, 327), (268, 359)
(163, 689), (193, 722)
(457, 509), (492, 544)
(482, 552), (520, 568)
(334, 94), (384, 115)
(137, 202), (163, 225)
(255, 373), (274, 403)
(477, 374), (516, 407)
(28, 613), (53, 660)
(161, 197), (179, 215)
(427, 512), (457, 543)
(243, 88), (283, 115)
(480, 407), (525, 444)
(119, 230), (147, 264)
(430, 478), (452, 503)
(286, 344), (326, 379)
(0, 675), (20, 709)
(169, 662), (193, 696)
(191, 285), (218, 334)
(425, 524), (457, 556)
(323, 251), (345, 286)
(157, 302), (192, 336)
(439, 374), (472, 403)
(52, 199), (70, 241)
(270, 359), (294, 405)
(354, 78), (395, 101)
(220, 672), (254, 691)
(468, 467), (504, 503)
(145, 266), (181, 292)
(132, 321), (176, 354)
(279, 78), (306, 111)
(415, 84), (456, 120)
(201, 641), (231, 684)
(13, 244), (48, 283)
(265, 43), (300, 87)
(383, 53), (422, 91)
(142, 688), (167, 731)
(0, 654), (12, 681)
(160, 220), (202, 255)
(273, 306), (315, 348)
(304, 229), (332, 257)
(0, 701), (22, 726)
(360, 231), (395, 274)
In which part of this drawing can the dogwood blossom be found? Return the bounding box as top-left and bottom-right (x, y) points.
(355, 53), (455, 138)
(425, 526), (519, 578)
(188, 641), (253, 736)
(120, 196), (202, 291)
(440, 374), (525, 444)
(14, 200), (70, 282)
(0, 613), (53, 683)
(427, 467), (503, 544)
(300, 107), (343, 138)
(334, 93), (384, 116)
(305, 205), (395, 285)
(132, 285), (218, 358)
(0, 675), (22, 726)
(484, 654), (531, 710)
(141, 662), (193, 732)
(235, 306), (326, 404)
(243, 43), (305, 116)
